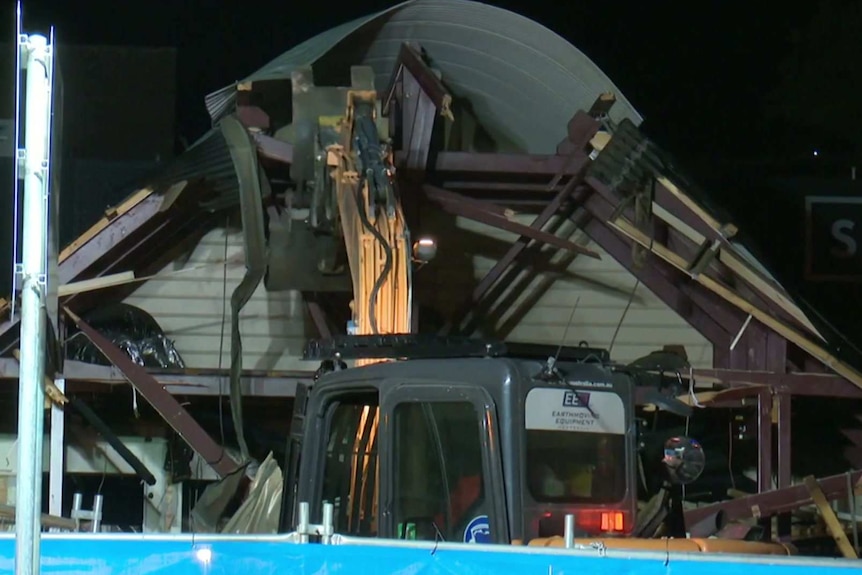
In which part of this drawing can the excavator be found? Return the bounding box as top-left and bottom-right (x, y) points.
(273, 65), (796, 556)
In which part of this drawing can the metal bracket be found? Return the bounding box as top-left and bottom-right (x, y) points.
(687, 238), (721, 278)
(14, 272), (46, 289)
(16, 148), (25, 177)
(303, 334), (506, 361)
(18, 34), (30, 67)
(295, 501), (336, 544)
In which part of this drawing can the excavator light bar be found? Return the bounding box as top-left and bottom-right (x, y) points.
(505, 342), (610, 364)
(302, 334), (507, 361)
(302, 335), (614, 364)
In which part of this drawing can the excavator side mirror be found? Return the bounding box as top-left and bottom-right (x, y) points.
(662, 436), (705, 485)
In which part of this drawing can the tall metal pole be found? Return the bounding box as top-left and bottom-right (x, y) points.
(15, 31), (52, 575)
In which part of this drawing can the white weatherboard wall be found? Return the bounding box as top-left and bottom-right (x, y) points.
(419, 211), (713, 368)
(124, 211), (713, 370)
(123, 226), (313, 371)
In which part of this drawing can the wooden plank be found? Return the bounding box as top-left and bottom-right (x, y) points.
(609, 217), (862, 391)
(676, 385), (767, 407)
(804, 475), (858, 559)
(650, 201), (823, 340)
(157, 180), (188, 213)
(719, 249), (824, 340)
(58, 272), (136, 297)
(656, 176), (737, 238)
(601, 133), (812, 339)
(58, 187), (154, 263)
(0, 503), (78, 530)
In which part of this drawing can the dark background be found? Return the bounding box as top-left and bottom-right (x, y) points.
(3, 0), (862, 364)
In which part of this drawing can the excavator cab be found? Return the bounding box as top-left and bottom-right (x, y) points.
(279, 335), (650, 544)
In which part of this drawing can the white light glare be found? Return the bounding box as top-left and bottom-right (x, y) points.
(194, 547), (213, 564)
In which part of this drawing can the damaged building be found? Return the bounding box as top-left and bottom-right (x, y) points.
(1, 0), (861, 559)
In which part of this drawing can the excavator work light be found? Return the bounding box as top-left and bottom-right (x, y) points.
(413, 237), (437, 262)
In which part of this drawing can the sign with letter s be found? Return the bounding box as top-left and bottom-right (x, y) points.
(805, 196), (862, 282)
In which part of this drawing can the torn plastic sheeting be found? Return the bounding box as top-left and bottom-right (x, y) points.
(189, 458), (250, 533)
(221, 452), (283, 534)
(64, 303), (185, 369)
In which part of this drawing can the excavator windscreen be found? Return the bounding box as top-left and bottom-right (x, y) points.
(526, 431), (626, 504)
(524, 386), (628, 505)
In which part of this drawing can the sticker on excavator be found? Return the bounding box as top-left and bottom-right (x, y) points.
(464, 515), (491, 544)
(525, 387), (625, 434)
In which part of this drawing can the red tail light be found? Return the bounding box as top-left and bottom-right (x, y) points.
(576, 509), (630, 534)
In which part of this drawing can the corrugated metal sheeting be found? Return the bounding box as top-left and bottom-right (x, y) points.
(145, 129), (238, 212)
(123, 225), (314, 371)
(96, 128), (238, 220)
(203, 5), (404, 123)
(202, 8), (388, 123)
(205, 0), (642, 153)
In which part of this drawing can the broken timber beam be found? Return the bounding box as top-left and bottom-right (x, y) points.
(460, 111), (599, 308)
(423, 184), (601, 259)
(586, 119), (822, 340)
(804, 475), (858, 559)
(59, 188), (162, 286)
(63, 307), (240, 478)
(604, 212), (862, 391)
(689, 368), (862, 398)
(685, 469), (862, 525)
(0, 504), (77, 531)
(580, 189), (741, 346)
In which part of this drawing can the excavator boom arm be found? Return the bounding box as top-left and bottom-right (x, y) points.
(326, 90), (412, 354)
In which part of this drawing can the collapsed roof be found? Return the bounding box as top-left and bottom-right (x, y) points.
(2, 0), (861, 400)
(205, 0), (643, 153)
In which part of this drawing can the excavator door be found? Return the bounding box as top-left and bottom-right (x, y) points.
(278, 382), (310, 532)
(286, 360), (509, 544)
(381, 383), (508, 544)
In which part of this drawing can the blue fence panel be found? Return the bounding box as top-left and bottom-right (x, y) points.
(0, 534), (858, 575)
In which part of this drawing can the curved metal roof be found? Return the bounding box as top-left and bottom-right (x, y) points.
(205, 0), (642, 154)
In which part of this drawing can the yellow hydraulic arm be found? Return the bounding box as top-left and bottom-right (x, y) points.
(324, 90), (412, 362)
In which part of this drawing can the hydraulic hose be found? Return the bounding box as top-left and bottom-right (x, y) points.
(352, 111), (394, 335)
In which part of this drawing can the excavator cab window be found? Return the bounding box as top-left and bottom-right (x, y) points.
(320, 395), (380, 536)
(524, 386), (628, 505)
(392, 400), (488, 543)
(526, 430), (626, 504)
(523, 385), (631, 534)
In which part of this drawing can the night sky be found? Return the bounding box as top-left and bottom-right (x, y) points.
(8, 1), (862, 364)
